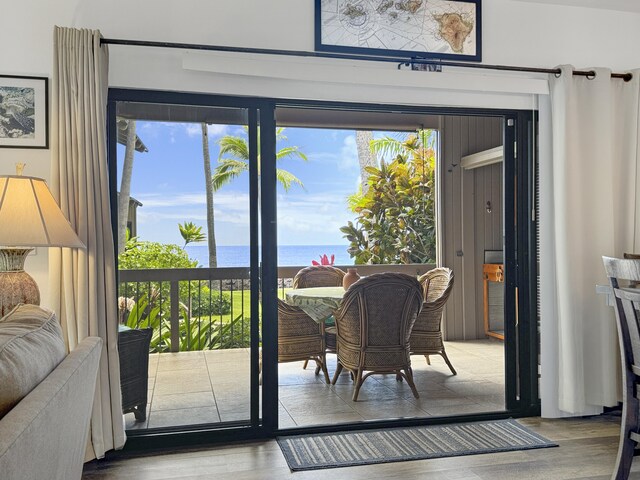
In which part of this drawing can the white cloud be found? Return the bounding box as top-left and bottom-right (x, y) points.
(137, 211), (208, 222)
(184, 123), (232, 138)
(208, 124), (231, 136)
(275, 190), (353, 238)
(133, 188), (355, 246)
(134, 192), (207, 208)
(340, 135), (358, 171)
(134, 191), (249, 209)
(137, 121), (233, 141)
(184, 123), (200, 138)
(306, 136), (359, 172)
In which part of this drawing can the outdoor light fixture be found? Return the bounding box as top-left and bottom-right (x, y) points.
(0, 164), (85, 316)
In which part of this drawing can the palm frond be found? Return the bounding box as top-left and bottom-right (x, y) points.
(370, 136), (410, 161)
(178, 221), (206, 246)
(217, 136), (249, 161)
(418, 129), (437, 149)
(276, 146), (308, 162)
(212, 159), (249, 191)
(276, 169), (304, 192)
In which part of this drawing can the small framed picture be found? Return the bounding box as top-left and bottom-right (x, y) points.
(315, 0), (482, 62)
(0, 75), (49, 149)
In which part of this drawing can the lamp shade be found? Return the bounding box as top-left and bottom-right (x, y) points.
(0, 175), (85, 248)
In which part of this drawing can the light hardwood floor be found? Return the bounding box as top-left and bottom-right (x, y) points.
(83, 415), (637, 479)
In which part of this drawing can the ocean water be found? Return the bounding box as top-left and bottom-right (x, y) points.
(184, 245), (355, 267)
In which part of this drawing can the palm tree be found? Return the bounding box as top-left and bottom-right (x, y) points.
(349, 129), (436, 209)
(117, 119), (148, 254)
(355, 131), (376, 195)
(201, 123), (217, 267)
(178, 221), (206, 248)
(212, 127), (306, 191)
(370, 129), (437, 161)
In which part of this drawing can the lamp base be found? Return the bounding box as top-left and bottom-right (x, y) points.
(0, 248), (40, 317)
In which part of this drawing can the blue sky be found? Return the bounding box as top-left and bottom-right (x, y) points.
(117, 122), (366, 246)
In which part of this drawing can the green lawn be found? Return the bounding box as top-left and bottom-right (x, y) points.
(194, 288), (289, 325)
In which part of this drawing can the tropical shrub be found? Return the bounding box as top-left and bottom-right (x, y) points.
(119, 296), (250, 352)
(163, 313), (250, 351)
(118, 238), (197, 270)
(118, 237), (198, 322)
(190, 285), (232, 316)
(341, 130), (436, 265)
(117, 237), (251, 352)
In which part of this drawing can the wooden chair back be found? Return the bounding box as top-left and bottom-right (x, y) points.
(602, 255), (640, 480)
(624, 253), (640, 287)
(293, 265), (345, 288)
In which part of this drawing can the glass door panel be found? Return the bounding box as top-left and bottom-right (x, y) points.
(114, 100), (260, 431)
(272, 107), (509, 430)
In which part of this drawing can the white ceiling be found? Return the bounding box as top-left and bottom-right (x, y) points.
(510, 0), (640, 13)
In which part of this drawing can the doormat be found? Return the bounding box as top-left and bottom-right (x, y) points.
(276, 419), (557, 471)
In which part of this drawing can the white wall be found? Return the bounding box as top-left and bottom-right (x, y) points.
(1, 0), (639, 306)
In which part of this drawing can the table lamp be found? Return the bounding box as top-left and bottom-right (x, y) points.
(0, 164), (85, 317)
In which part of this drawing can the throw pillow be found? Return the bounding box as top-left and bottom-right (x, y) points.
(0, 304), (66, 418)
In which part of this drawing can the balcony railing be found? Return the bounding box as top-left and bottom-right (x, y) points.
(118, 264), (434, 353)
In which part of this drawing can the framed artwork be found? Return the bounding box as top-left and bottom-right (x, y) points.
(0, 75), (49, 149)
(315, 0), (482, 62)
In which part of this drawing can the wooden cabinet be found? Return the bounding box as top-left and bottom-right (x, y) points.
(483, 263), (504, 340)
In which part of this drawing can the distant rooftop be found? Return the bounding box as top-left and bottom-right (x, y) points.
(116, 118), (148, 153)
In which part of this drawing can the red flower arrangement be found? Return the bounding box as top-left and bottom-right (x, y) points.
(312, 254), (335, 266)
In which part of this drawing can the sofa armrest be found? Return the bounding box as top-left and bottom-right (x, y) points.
(0, 336), (102, 480)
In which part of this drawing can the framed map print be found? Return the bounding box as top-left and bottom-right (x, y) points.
(315, 0), (481, 62)
(0, 75), (49, 149)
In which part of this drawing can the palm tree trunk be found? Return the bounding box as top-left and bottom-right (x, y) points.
(355, 131), (375, 194)
(118, 120), (136, 254)
(202, 123), (217, 268)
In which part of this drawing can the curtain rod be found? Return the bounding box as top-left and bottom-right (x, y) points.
(100, 38), (633, 82)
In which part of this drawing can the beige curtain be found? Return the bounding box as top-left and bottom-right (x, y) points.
(49, 26), (125, 459)
(540, 66), (640, 417)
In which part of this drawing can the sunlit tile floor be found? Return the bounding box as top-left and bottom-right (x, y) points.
(124, 339), (505, 431)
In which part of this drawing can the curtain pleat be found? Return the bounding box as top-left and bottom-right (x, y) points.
(541, 65), (640, 416)
(50, 26), (125, 460)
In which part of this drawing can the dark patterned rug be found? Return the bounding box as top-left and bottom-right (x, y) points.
(277, 419), (557, 471)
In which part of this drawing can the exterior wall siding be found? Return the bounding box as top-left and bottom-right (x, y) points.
(440, 115), (503, 340)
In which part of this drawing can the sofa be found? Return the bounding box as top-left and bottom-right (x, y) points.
(0, 304), (102, 480)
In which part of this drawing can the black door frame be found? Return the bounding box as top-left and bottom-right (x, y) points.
(107, 88), (539, 451)
(108, 90), (272, 449)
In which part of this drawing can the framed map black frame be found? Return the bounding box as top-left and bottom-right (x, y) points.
(315, 0), (482, 62)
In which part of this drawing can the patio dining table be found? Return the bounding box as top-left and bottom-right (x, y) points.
(284, 286), (346, 323)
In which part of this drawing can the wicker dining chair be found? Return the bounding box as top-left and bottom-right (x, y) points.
(277, 298), (330, 384)
(293, 265), (345, 370)
(118, 327), (153, 422)
(409, 267), (457, 375)
(331, 272), (423, 401)
(603, 256), (640, 480)
(293, 265), (345, 288)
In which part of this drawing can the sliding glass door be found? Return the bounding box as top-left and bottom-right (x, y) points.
(269, 105), (537, 431)
(108, 91), (538, 446)
(109, 92), (264, 436)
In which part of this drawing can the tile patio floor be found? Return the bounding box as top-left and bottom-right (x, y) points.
(125, 339), (505, 431)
